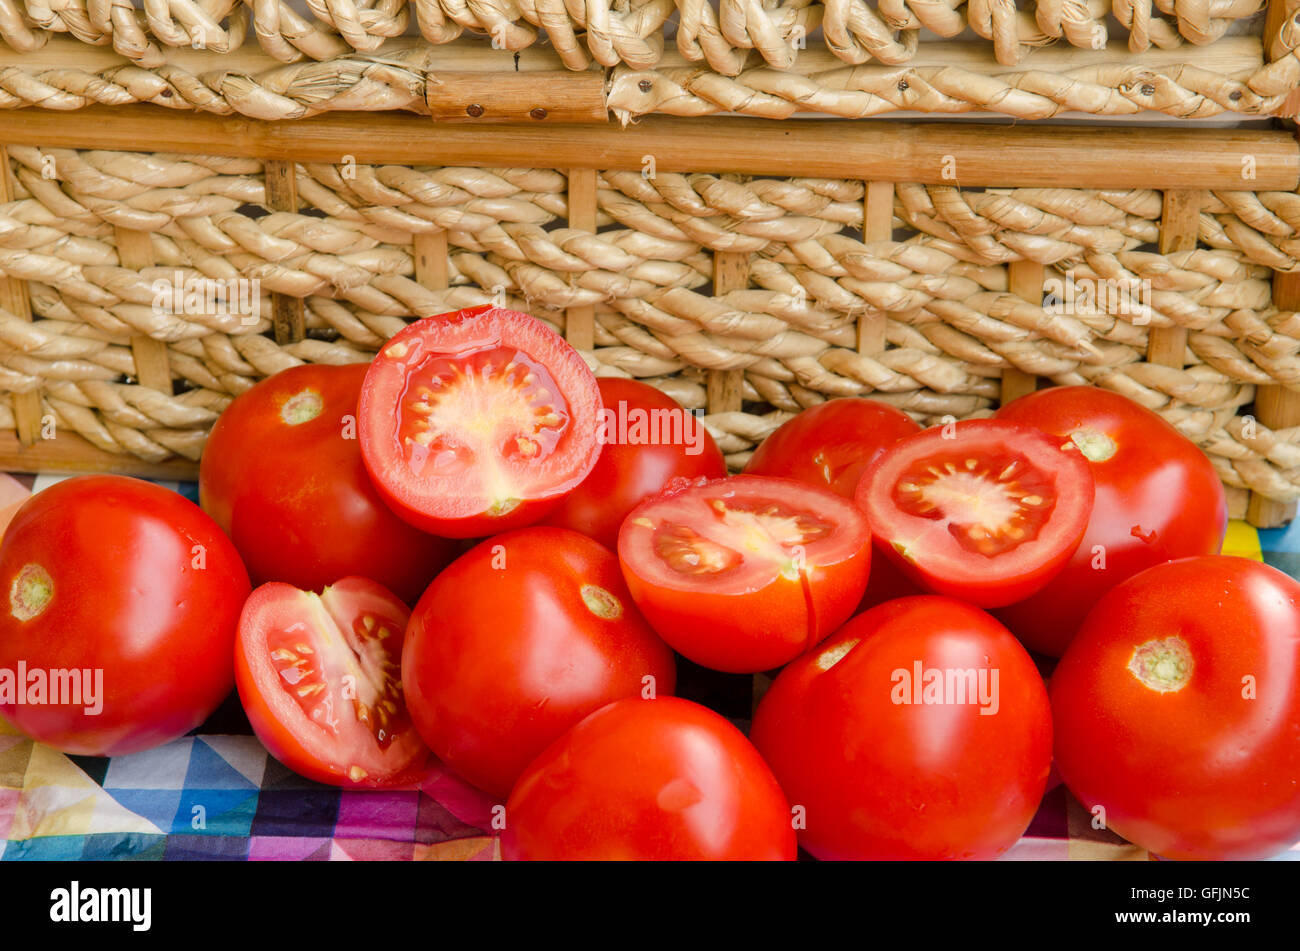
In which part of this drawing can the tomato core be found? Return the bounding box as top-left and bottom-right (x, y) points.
(581, 584), (623, 620)
(892, 452), (1056, 558)
(280, 388), (324, 425)
(9, 564), (52, 621)
(1128, 637), (1193, 693)
(1068, 429), (1117, 462)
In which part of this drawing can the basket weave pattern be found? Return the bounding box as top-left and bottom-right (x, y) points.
(1, 147), (1296, 505)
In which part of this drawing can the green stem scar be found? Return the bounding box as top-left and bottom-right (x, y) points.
(281, 389), (324, 426)
(1128, 637), (1193, 693)
(10, 564), (53, 621)
(1068, 429), (1117, 463)
(581, 584), (623, 620)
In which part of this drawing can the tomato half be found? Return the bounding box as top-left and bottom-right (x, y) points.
(856, 419), (1094, 608)
(402, 528), (677, 799)
(235, 577), (429, 788)
(618, 475), (872, 674)
(1051, 556), (1300, 861)
(502, 697), (796, 860)
(745, 397), (921, 497)
(200, 363), (458, 605)
(994, 385), (1227, 656)
(542, 378), (726, 549)
(750, 596), (1053, 860)
(0, 476), (250, 756)
(359, 306), (602, 538)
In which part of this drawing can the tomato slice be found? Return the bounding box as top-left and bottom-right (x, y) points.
(618, 475), (871, 673)
(235, 577), (429, 787)
(359, 306), (602, 537)
(855, 419), (1094, 608)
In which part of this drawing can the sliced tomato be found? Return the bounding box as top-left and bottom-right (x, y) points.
(235, 577), (429, 788)
(358, 306), (602, 538)
(618, 475), (871, 673)
(855, 419), (1094, 608)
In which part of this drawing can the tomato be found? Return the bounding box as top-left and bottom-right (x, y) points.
(1051, 556), (1300, 861)
(618, 475), (872, 674)
(235, 577), (429, 788)
(542, 378), (726, 549)
(750, 596), (1053, 860)
(0, 476), (250, 756)
(502, 697), (796, 860)
(745, 397), (921, 497)
(200, 363), (457, 605)
(994, 385), (1226, 656)
(402, 527), (676, 799)
(358, 306), (602, 538)
(855, 419), (1094, 609)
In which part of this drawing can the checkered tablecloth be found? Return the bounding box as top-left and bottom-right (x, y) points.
(2, 472), (1299, 861)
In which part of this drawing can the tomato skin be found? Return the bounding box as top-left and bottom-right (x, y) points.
(0, 476), (250, 756)
(542, 378), (726, 549)
(750, 596), (1052, 860)
(359, 306), (602, 538)
(994, 385), (1227, 657)
(618, 475), (872, 674)
(1051, 556), (1300, 861)
(402, 528), (677, 799)
(235, 577), (430, 789)
(745, 397), (921, 498)
(502, 697), (796, 861)
(200, 363), (457, 605)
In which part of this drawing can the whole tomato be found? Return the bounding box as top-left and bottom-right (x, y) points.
(200, 363), (457, 605)
(1051, 556), (1300, 861)
(751, 596), (1053, 860)
(402, 527), (676, 799)
(0, 476), (251, 756)
(995, 385), (1226, 656)
(745, 397), (920, 497)
(502, 697), (796, 860)
(542, 378), (726, 549)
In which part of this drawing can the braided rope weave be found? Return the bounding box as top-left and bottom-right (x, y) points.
(0, 147), (1296, 502)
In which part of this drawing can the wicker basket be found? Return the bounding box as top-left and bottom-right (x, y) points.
(0, 1), (1298, 527)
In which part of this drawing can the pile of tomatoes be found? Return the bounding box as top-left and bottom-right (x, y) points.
(2, 304), (1299, 862)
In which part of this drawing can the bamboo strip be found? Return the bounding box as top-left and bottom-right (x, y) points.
(0, 108), (1293, 191)
(425, 70), (607, 123)
(1149, 190), (1204, 368)
(708, 252), (749, 414)
(265, 160), (306, 344)
(857, 181), (893, 356)
(414, 232), (450, 290)
(0, 145), (41, 446)
(1003, 261), (1044, 404)
(0, 431), (198, 480)
(565, 168), (598, 351)
(115, 226), (172, 394)
(1247, 270), (1300, 527)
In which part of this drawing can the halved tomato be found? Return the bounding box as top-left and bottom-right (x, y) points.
(235, 577), (429, 788)
(855, 419), (1094, 608)
(618, 475), (872, 673)
(358, 306), (602, 538)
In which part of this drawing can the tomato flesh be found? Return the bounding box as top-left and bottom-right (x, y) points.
(857, 420), (1093, 609)
(360, 306), (601, 537)
(236, 578), (429, 787)
(619, 475), (871, 673)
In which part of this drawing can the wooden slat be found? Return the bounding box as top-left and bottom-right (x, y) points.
(1247, 270), (1300, 527)
(413, 231), (449, 290)
(264, 160), (305, 344)
(857, 181), (893, 355)
(114, 225), (172, 393)
(425, 70), (607, 123)
(1002, 260), (1043, 404)
(1149, 190), (1204, 368)
(0, 431), (198, 480)
(0, 146), (42, 445)
(707, 251), (749, 415)
(565, 168), (598, 351)
(0, 107), (1294, 191)
(1266, 0), (1300, 117)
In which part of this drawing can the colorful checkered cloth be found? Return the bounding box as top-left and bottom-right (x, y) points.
(2, 473), (1298, 861)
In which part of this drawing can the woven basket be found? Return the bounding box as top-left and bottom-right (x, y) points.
(0, 1), (1298, 527)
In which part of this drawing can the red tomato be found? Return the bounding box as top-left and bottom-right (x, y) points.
(542, 378), (726, 549)
(359, 306), (602, 538)
(745, 397), (921, 497)
(502, 697), (796, 860)
(994, 385), (1226, 656)
(856, 419), (1094, 609)
(0, 476), (250, 756)
(200, 363), (457, 605)
(750, 596), (1053, 860)
(402, 528), (676, 799)
(1051, 556), (1300, 861)
(235, 577), (429, 788)
(618, 475), (872, 674)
